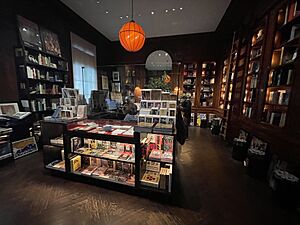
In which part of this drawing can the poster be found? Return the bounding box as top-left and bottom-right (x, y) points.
(12, 137), (38, 159)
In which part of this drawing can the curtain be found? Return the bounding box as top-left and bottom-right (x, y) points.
(70, 32), (97, 101)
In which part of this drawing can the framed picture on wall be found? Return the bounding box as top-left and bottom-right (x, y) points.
(112, 71), (120, 81)
(40, 28), (61, 56)
(112, 83), (121, 92)
(17, 15), (43, 50)
(102, 75), (109, 90)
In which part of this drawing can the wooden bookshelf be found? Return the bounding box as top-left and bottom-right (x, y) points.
(182, 63), (198, 106)
(219, 57), (229, 110)
(199, 61), (216, 107)
(261, 1), (299, 128)
(15, 46), (68, 119)
(241, 24), (266, 119)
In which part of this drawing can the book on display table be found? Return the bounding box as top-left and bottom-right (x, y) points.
(44, 119), (177, 197)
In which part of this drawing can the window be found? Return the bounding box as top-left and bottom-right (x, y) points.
(71, 32), (97, 101)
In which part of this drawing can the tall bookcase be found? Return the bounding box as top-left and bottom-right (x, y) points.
(199, 61), (216, 107)
(15, 16), (69, 121)
(242, 22), (266, 119)
(262, 0), (300, 127)
(182, 63), (198, 107)
(219, 57), (230, 110)
(15, 46), (68, 120)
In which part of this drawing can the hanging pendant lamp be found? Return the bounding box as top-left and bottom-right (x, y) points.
(119, 0), (145, 52)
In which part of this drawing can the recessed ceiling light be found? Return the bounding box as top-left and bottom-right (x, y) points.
(165, 53), (168, 56)
(158, 53), (161, 56)
(151, 11), (155, 15)
(105, 11), (109, 14)
(172, 8), (176, 11)
(165, 9), (169, 13)
(126, 15), (129, 18)
(120, 16), (123, 19)
(179, 7), (183, 10)
(96, 0), (100, 3)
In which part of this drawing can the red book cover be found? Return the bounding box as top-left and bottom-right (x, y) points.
(288, 1), (296, 22)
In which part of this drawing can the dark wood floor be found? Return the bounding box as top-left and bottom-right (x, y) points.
(0, 128), (298, 225)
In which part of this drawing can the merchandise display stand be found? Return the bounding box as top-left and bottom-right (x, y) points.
(43, 119), (176, 197)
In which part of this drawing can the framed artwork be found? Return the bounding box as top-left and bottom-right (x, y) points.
(40, 28), (61, 56)
(112, 83), (121, 92)
(17, 15), (42, 50)
(112, 71), (120, 81)
(250, 136), (268, 152)
(12, 137), (38, 159)
(102, 75), (109, 90)
(0, 103), (19, 116)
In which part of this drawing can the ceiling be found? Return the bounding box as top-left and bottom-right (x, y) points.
(61, 0), (231, 41)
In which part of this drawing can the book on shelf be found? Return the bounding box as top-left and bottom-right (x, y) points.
(270, 112), (281, 126)
(279, 113), (287, 127)
(141, 171), (160, 188)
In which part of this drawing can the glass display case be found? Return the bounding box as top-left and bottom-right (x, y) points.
(139, 132), (174, 193)
(44, 119), (176, 195)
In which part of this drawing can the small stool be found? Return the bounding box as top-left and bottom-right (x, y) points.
(232, 138), (248, 161)
(273, 169), (299, 209)
(247, 149), (268, 178)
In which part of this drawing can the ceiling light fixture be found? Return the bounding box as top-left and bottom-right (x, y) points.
(151, 11), (155, 15)
(126, 15), (129, 18)
(105, 11), (109, 14)
(165, 9), (169, 13)
(120, 16), (123, 19)
(96, 0), (100, 3)
(119, 0), (145, 52)
(172, 8), (176, 11)
(179, 7), (183, 10)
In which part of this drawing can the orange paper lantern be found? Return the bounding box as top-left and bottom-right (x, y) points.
(119, 21), (145, 52)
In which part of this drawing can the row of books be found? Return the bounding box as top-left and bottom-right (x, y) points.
(26, 66), (64, 82)
(141, 90), (177, 101)
(70, 155), (135, 186)
(26, 51), (68, 71)
(263, 111), (287, 127)
(74, 147), (135, 163)
(27, 53), (57, 69)
(269, 69), (293, 86)
(148, 150), (173, 163)
(243, 106), (253, 118)
(244, 89), (257, 103)
(267, 90), (290, 105)
(135, 122), (174, 134)
(29, 83), (61, 95)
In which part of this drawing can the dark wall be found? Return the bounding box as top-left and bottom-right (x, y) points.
(0, 0), (112, 102)
(111, 32), (221, 65)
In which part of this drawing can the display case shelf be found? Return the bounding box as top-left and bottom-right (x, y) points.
(73, 151), (135, 164)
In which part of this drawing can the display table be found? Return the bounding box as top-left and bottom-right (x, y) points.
(43, 119), (176, 196)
